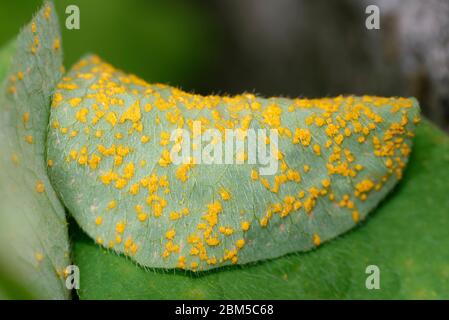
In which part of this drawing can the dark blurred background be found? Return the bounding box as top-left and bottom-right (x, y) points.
(1, 0), (448, 131)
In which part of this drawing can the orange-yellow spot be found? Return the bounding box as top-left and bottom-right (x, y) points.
(313, 144), (321, 156)
(95, 216), (103, 225)
(137, 213), (148, 222)
(219, 188), (231, 201)
(165, 229), (176, 240)
(25, 135), (33, 144)
(116, 221), (126, 234)
(107, 200), (117, 210)
(75, 108), (89, 123)
(34, 252), (44, 263)
(313, 233), (321, 246)
(69, 98), (82, 107)
(241, 221), (251, 231)
(53, 38), (60, 50)
(22, 112), (30, 123)
(105, 112), (118, 127)
(141, 135), (150, 144)
(35, 181), (45, 193)
(236, 239), (245, 249)
(158, 150), (172, 167)
(352, 211), (360, 222)
(120, 99), (141, 123)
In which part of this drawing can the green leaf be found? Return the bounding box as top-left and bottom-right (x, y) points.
(0, 40), (15, 83)
(0, 2), (70, 299)
(72, 120), (449, 299)
(48, 56), (419, 272)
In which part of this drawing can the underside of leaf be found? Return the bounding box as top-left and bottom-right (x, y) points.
(73, 120), (449, 299)
(47, 55), (420, 271)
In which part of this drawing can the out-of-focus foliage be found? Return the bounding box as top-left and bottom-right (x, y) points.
(0, 3), (70, 299)
(0, 0), (220, 92)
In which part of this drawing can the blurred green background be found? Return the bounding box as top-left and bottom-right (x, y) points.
(0, 0), (222, 93)
(1, 0), (448, 131)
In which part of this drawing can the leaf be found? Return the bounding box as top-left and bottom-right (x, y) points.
(0, 2), (70, 299)
(0, 40), (15, 83)
(72, 120), (449, 299)
(48, 56), (419, 271)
